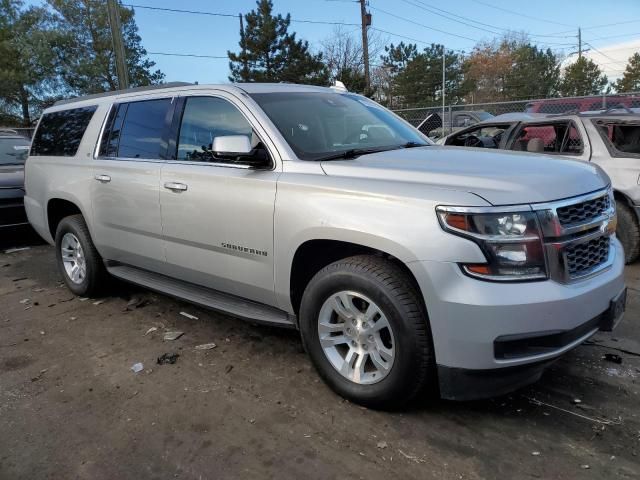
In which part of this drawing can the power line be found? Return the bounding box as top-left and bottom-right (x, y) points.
(469, 0), (575, 28)
(369, 7), (480, 43)
(395, 0), (501, 36)
(400, 0), (575, 39)
(124, 3), (359, 26)
(147, 52), (228, 59)
(585, 32), (640, 42)
(582, 19), (640, 31)
(583, 43), (629, 67)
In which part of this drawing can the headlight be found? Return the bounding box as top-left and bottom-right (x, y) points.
(436, 207), (547, 281)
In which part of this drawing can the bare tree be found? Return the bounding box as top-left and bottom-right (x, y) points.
(321, 26), (388, 94)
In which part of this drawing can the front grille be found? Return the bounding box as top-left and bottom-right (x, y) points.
(556, 194), (609, 226)
(565, 236), (610, 277)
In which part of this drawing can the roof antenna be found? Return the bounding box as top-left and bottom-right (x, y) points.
(331, 80), (348, 92)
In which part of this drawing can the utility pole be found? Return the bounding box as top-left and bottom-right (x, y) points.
(107, 0), (129, 90)
(359, 0), (371, 91)
(442, 46), (446, 134)
(239, 13), (249, 81)
(578, 27), (582, 59)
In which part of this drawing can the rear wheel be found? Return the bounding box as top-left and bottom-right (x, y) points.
(299, 255), (434, 409)
(616, 200), (640, 264)
(55, 214), (108, 296)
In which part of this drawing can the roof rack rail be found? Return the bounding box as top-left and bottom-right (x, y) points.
(53, 82), (194, 107)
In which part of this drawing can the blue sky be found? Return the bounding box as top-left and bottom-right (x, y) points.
(29, 0), (640, 83)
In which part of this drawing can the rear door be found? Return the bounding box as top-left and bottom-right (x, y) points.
(91, 97), (174, 271)
(159, 93), (280, 305)
(506, 119), (590, 160)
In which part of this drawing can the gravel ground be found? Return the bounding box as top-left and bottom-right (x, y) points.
(0, 231), (639, 480)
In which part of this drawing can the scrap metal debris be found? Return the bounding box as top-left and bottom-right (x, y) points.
(195, 343), (217, 350)
(157, 353), (180, 365)
(603, 353), (623, 364)
(5, 247), (30, 254)
(163, 331), (184, 341)
(524, 396), (621, 426)
(180, 311), (199, 320)
(125, 297), (150, 311)
(130, 363), (144, 373)
(144, 327), (158, 336)
(377, 441), (388, 449)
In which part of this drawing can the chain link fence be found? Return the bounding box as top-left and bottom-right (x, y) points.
(393, 92), (640, 139)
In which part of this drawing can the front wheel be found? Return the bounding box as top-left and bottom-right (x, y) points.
(299, 255), (434, 409)
(616, 200), (640, 264)
(55, 214), (108, 296)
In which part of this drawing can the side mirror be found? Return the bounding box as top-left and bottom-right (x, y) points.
(212, 135), (252, 156)
(211, 134), (271, 169)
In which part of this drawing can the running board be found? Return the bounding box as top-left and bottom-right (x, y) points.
(106, 264), (295, 328)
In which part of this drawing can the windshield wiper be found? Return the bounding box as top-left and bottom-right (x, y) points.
(315, 147), (393, 162)
(402, 141), (429, 148)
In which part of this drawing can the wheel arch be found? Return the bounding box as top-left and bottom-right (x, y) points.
(287, 237), (425, 320)
(46, 196), (90, 240)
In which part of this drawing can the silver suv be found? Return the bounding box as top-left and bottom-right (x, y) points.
(25, 83), (626, 408)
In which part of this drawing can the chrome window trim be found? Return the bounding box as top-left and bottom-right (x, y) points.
(164, 159), (253, 170)
(93, 102), (115, 160)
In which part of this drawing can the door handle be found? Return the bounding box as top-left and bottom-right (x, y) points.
(94, 174), (111, 183)
(164, 182), (188, 192)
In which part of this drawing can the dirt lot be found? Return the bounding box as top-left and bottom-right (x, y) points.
(0, 231), (639, 480)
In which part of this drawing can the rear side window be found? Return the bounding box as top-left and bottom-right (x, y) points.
(594, 121), (640, 157)
(510, 122), (583, 155)
(31, 106), (97, 156)
(99, 98), (172, 159)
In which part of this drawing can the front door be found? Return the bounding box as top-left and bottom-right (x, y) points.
(159, 95), (279, 306)
(91, 97), (173, 271)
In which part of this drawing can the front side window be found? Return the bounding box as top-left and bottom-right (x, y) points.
(0, 137), (31, 165)
(250, 92), (429, 161)
(116, 98), (172, 159)
(31, 105), (97, 156)
(177, 97), (253, 161)
(594, 120), (640, 157)
(510, 121), (583, 155)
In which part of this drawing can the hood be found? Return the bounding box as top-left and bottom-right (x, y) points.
(320, 146), (609, 205)
(0, 164), (25, 189)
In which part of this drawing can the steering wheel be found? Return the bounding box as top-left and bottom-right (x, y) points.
(344, 131), (365, 145)
(464, 134), (483, 148)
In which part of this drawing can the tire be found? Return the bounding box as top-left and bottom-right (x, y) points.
(616, 200), (640, 264)
(55, 214), (108, 296)
(299, 255), (434, 409)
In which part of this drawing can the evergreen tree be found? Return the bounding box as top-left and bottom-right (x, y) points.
(228, 0), (328, 85)
(558, 57), (608, 97)
(504, 44), (559, 99)
(47, 0), (164, 95)
(0, 0), (63, 126)
(614, 53), (640, 93)
(381, 42), (466, 108)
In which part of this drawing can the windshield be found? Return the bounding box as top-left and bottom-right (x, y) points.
(250, 92), (430, 161)
(0, 137), (31, 165)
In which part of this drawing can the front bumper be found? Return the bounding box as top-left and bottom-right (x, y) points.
(0, 188), (29, 228)
(408, 237), (626, 400)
